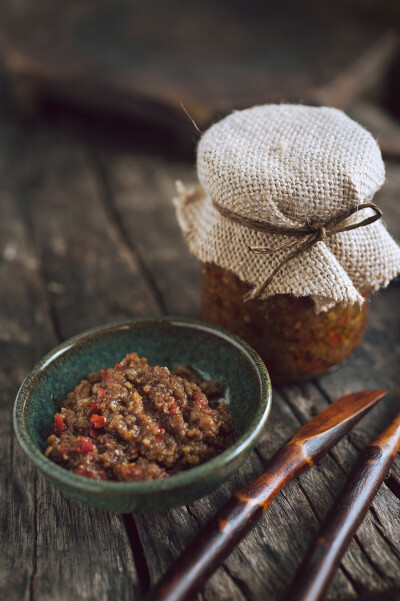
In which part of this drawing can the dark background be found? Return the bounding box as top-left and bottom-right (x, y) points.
(0, 0), (400, 159)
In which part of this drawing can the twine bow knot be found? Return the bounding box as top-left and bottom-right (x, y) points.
(212, 201), (383, 302)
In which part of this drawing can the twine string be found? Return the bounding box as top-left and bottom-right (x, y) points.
(212, 201), (382, 301)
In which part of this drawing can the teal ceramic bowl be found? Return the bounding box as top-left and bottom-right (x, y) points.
(14, 317), (272, 513)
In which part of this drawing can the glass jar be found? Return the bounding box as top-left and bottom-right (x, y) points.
(201, 262), (369, 382)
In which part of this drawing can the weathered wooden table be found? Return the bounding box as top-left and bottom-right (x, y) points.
(2, 98), (400, 601)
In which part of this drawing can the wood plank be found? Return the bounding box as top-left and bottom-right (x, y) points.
(0, 1), (397, 133)
(322, 109), (400, 494)
(313, 151), (400, 492)
(187, 396), (357, 601)
(281, 383), (400, 598)
(95, 131), (400, 599)
(277, 141), (400, 593)
(0, 153), (49, 601)
(4, 96), (399, 601)
(94, 145), (358, 600)
(0, 116), (140, 600)
(92, 148), (200, 316)
(54, 119), (244, 601)
(15, 114), (252, 600)
(16, 125), (161, 340)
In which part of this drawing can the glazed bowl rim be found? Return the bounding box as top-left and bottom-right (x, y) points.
(14, 316), (272, 497)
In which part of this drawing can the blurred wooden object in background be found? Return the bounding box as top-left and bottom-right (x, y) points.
(0, 0), (398, 147)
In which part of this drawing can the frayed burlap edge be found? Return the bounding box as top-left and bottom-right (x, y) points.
(174, 182), (400, 312)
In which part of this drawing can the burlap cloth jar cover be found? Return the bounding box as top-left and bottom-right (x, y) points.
(175, 104), (400, 311)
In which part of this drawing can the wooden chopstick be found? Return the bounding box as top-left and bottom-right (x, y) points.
(144, 390), (386, 601)
(284, 411), (400, 601)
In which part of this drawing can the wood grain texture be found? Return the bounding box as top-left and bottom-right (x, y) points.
(0, 113), (140, 601)
(97, 127), (400, 600)
(2, 90), (400, 601)
(280, 383), (400, 599)
(144, 391), (387, 601)
(18, 129), (160, 338)
(285, 412), (400, 601)
(89, 148), (199, 316)
(8, 111), (246, 601)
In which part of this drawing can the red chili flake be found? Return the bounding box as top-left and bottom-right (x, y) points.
(114, 362), (123, 371)
(128, 352), (138, 361)
(100, 370), (107, 380)
(169, 401), (178, 414)
(53, 413), (66, 435)
(76, 466), (93, 478)
(330, 333), (341, 346)
(76, 436), (94, 454)
(81, 440), (94, 453)
(90, 414), (105, 429)
(97, 388), (106, 400)
(89, 401), (100, 414)
(155, 435), (163, 443)
(156, 424), (164, 433)
(130, 445), (139, 455)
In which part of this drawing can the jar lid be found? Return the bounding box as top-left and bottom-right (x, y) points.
(175, 104), (400, 310)
(197, 105), (385, 227)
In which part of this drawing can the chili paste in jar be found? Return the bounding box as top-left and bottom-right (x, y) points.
(45, 353), (235, 481)
(201, 262), (368, 382)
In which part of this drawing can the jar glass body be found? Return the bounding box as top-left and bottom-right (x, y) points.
(201, 262), (369, 382)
